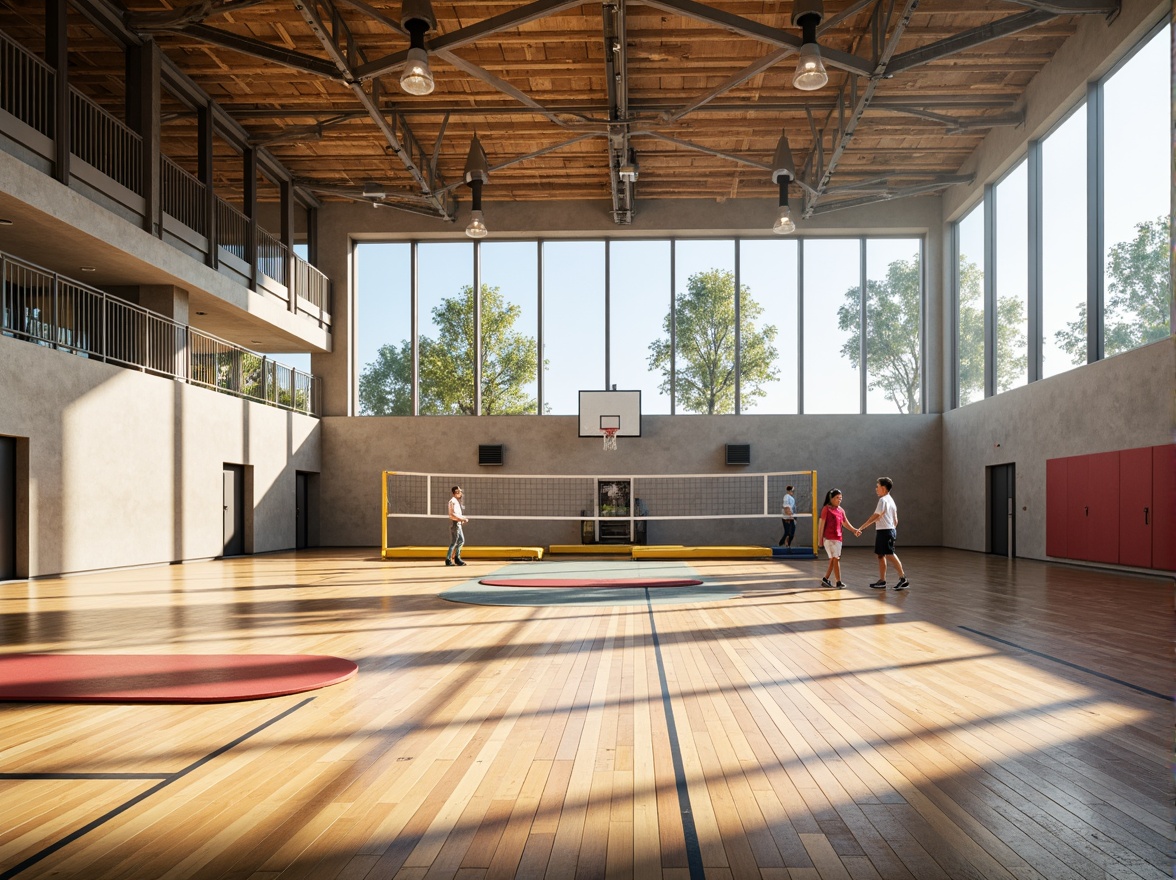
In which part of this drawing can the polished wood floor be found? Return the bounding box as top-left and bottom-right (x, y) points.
(0, 548), (1169, 880)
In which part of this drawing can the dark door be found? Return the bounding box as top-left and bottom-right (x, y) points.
(223, 464), (245, 557)
(295, 471), (309, 550)
(1117, 447), (1152, 568)
(0, 437), (15, 580)
(989, 464), (1014, 557)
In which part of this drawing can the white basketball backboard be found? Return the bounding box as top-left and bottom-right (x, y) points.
(578, 390), (642, 437)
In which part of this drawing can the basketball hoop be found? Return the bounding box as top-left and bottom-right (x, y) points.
(601, 427), (619, 452)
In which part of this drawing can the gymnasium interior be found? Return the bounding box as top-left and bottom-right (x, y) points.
(0, 0), (1171, 876)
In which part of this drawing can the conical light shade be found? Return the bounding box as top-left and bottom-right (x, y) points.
(793, 43), (828, 91)
(400, 47), (434, 95)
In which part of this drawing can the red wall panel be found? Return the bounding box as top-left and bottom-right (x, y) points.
(1152, 445), (1176, 572)
(1117, 447), (1152, 567)
(1065, 455), (1091, 560)
(1086, 451), (1120, 564)
(1046, 457), (1068, 558)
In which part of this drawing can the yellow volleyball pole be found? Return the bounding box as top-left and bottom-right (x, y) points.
(811, 469), (819, 556)
(381, 471), (389, 558)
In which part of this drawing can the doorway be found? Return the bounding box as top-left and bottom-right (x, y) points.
(0, 437), (16, 580)
(223, 464), (245, 557)
(295, 471), (316, 549)
(988, 463), (1015, 557)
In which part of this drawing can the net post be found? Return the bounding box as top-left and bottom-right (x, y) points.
(381, 470), (389, 558)
(811, 469), (819, 556)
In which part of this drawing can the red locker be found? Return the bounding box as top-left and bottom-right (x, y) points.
(1152, 444), (1176, 572)
(1117, 447), (1152, 567)
(1045, 457), (1069, 558)
(1086, 451), (1120, 564)
(1065, 455), (1091, 560)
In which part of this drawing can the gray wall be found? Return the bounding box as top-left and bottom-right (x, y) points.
(0, 334), (321, 577)
(941, 338), (1174, 559)
(321, 413), (942, 549)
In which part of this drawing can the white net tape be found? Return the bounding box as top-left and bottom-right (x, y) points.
(602, 429), (618, 451)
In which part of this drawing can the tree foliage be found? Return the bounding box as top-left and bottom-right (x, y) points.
(955, 256), (1026, 404)
(647, 269), (778, 414)
(358, 284), (538, 416)
(1054, 215), (1171, 363)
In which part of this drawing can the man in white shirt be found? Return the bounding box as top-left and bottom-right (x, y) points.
(446, 486), (469, 566)
(857, 477), (909, 591)
(779, 486), (797, 547)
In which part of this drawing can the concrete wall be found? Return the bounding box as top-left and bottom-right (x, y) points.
(320, 412), (942, 550)
(0, 334), (321, 577)
(941, 338), (1174, 560)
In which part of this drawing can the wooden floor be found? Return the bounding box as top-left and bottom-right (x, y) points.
(0, 548), (1169, 880)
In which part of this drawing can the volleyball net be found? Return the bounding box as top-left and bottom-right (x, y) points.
(382, 469), (818, 554)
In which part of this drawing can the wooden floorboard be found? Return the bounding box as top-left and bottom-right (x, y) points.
(0, 548), (1169, 879)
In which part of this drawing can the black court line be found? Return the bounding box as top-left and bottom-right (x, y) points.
(645, 588), (705, 880)
(958, 627), (1171, 702)
(0, 697), (315, 879)
(0, 772), (170, 780)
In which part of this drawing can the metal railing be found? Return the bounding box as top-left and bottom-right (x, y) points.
(161, 155), (208, 237)
(215, 198), (250, 262)
(1, 251), (319, 416)
(0, 29), (55, 137)
(255, 226), (288, 285)
(69, 88), (141, 194)
(293, 258), (330, 312)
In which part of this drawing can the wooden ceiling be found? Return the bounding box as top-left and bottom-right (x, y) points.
(0, 0), (1115, 222)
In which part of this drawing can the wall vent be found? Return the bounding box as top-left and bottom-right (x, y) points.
(478, 444), (504, 466)
(725, 444), (751, 466)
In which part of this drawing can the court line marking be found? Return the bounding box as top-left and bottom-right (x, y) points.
(0, 696), (315, 879)
(0, 772), (170, 780)
(958, 626), (1171, 702)
(645, 587), (706, 880)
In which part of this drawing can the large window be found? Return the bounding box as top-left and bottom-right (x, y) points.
(1041, 105), (1087, 379)
(994, 161), (1028, 392)
(1101, 22), (1170, 357)
(543, 241), (605, 415)
(803, 239), (861, 414)
(956, 204), (985, 406)
(354, 236), (923, 417)
(865, 238), (922, 413)
(356, 242), (411, 415)
(739, 240), (798, 414)
(610, 241), (671, 414)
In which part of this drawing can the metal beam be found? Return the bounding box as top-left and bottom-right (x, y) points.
(292, 0), (453, 218)
(887, 11), (1055, 75)
(639, 0), (874, 76)
(635, 131), (771, 171)
(433, 134), (608, 195)
(808, 177), (975, 214)
(876, 105), (1025, 131)
(1002, 0), (1117, 13)
(658, 47), (795, 123)
(126, 0), (271, 31)
(353, 0), (586, 81)
(603, 0), (634, 224)
(145, 22), (345, 80)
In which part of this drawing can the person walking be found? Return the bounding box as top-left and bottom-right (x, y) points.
(858, 477), (909, 590)
(779, 485), (797, 548)
(816, 488), (862, 588)
(445, 486), (469, 566)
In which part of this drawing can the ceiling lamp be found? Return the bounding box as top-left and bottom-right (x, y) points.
(791, 0), (829, 91)
(770, 130), (797, 235)
(618, 150), (639, 183)
(400, 0), (437, 96)
(464, 134), (490, 239)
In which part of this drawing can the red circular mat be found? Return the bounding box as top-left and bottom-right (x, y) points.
(478, 577), (704, 588)
(0, 654), (358, 703)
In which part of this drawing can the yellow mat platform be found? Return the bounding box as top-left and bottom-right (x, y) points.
(383, 546), (544, 560)
(547, 544), (650, 555)
(632, 545), (774, 559)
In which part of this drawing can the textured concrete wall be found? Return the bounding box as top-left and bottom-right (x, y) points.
(941, 338), (1174, 559)
(321, 413), (942, 550)
(0, 335), (321, 577)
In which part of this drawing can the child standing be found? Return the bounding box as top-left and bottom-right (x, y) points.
(817, 488), (862, 588)
(858, 477), (909, 590)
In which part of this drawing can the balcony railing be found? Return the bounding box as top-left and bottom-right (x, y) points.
(0, 28), (331, 327)
(1, 251), (319, 416)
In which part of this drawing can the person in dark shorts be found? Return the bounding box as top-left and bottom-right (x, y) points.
(857, 477), (909, 590)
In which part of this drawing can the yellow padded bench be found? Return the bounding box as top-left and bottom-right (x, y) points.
(383, 546), (544, 560)
(632, 545), (773, 559)
(547, 544), (648, 555)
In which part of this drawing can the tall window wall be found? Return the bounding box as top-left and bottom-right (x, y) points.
(951, 21), (1170, 407)
(356, 237), (924, 416)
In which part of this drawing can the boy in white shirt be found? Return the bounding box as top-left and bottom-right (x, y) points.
(446, 486), (469, 566)
(858, 477), (909, 591)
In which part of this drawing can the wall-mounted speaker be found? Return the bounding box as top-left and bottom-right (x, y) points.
(725, 444), (751, 466)
(478, 444), (504, 466)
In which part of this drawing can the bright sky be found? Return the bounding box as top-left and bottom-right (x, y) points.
(341, 22), (1168, 417)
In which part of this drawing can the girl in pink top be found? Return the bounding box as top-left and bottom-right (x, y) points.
(817, 488), (862, 588)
